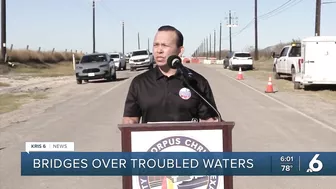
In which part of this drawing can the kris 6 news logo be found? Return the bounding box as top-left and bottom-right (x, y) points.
(306, 154), (323, 173)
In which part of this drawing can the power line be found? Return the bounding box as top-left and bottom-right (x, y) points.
(232, 0), (303, 39)
(194, 0), (304, 55)
(322, 1), (336, 4)
(222, 0), (304, 40)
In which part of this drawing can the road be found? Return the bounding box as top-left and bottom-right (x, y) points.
(1, 63), (336, 189)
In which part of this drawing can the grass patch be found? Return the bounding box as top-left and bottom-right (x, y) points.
(0, 82), (10, 87)
(0, 92), (47, 114)
(12, 61), (75, 77)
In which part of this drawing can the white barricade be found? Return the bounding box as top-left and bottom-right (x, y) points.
(203, 60), (211, 64)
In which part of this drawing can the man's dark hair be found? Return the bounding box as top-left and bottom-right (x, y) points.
(158, 25), (184, 47)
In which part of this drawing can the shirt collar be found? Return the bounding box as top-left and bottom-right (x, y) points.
(155, 66), (182, 80)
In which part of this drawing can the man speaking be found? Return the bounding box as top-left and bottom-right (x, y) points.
(122, 25), (220, 124)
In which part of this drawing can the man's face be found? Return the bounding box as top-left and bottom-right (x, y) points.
(153, 31), (184, 67)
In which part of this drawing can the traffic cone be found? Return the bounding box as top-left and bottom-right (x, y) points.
(265, 76), (275, 93)
(236, 67), (244, 80)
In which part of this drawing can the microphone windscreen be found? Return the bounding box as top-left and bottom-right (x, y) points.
(167, 55), (181, 69)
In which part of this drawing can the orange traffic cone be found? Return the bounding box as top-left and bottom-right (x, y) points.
(265, 76), (275, 93)
(236, 67), (244, 80)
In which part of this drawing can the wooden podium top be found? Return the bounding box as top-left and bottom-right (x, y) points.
(118, 121), (235, 131)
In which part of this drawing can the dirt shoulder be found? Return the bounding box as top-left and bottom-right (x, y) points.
(246, 59), (336, 101)
(0, 62), (77, 129)
(206, 63), (336, 128)
(0, 75), (76, 129)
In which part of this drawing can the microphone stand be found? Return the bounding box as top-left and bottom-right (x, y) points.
(177, 67), (223, 122)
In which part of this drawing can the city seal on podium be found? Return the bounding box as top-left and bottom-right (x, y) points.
(138, 136), (219, 189)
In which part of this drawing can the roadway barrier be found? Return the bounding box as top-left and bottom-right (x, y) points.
(191, 57), (200, 64)
(216, 60), (223, 64)
(183, 57), (190, 63)
(203, 60), (211, 64)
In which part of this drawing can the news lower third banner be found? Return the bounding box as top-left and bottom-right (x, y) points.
(21, 152), (336, 176)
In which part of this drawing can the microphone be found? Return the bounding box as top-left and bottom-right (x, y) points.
(167, 55), (193, 79)
(167, 55), (222, 122)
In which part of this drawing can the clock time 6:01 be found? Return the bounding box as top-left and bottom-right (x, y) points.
(280, 156), (294, 162)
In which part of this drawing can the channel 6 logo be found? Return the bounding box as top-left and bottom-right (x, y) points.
(306, 154), (323, 173)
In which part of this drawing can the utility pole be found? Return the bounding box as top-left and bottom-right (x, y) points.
(206, 37), (209, 59)
(209, 34), (212, 57)
(214, 29), (216, 58)
(122, 21), (124, 55)
(204, 38), (206, 57)
(147, 38), (150, 51)
(1, 0), (6, 62)
(315, 0), (321, 36)
(137, 32), (140, 49)
(225, 10), (237, 54)
(92, 0), (96, 53)
(254, 0), (259, 60)
(219, 22), (222, 60)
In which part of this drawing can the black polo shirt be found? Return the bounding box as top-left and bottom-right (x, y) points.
(123, 66), (218, 123)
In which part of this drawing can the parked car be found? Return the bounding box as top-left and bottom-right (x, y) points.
(75, 53), (117, 84)
(228, 52), (254, 70)
(128, 49), (154, 71)
(109, 52), (126, 71)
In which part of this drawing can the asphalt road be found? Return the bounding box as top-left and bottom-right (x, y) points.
(0, 64), (336, 189)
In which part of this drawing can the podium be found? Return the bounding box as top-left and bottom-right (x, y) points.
(118, 121), (235, 189)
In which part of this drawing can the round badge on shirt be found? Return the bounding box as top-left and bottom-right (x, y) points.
(179, 87), (191, 100)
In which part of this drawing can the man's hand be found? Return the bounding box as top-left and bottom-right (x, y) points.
(122, 117), (140, 124)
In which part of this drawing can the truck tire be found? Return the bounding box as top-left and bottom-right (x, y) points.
(112, 71), (117, 80)
(77, 79), (82, 84)
(294, 82), (301, 90)
(273, 66), (280, 79)
(291, 67), (296, 82)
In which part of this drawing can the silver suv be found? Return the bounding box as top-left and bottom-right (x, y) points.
(75, 53), (117, 84)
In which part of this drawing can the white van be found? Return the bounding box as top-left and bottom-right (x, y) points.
(294, 36), (336, 89)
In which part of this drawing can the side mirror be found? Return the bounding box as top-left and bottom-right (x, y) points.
(272, 52), (280, 58)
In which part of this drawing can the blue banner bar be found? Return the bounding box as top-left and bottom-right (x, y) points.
(21, 152), (336, 176)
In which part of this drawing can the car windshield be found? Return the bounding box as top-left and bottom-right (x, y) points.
(132, 50), (148, 56)
(80, 54), (107, 63)
(110, 54), (119, 58)
(234, 53), (251, 58)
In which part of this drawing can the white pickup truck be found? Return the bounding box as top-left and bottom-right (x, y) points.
(272, 43), (302, 82)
